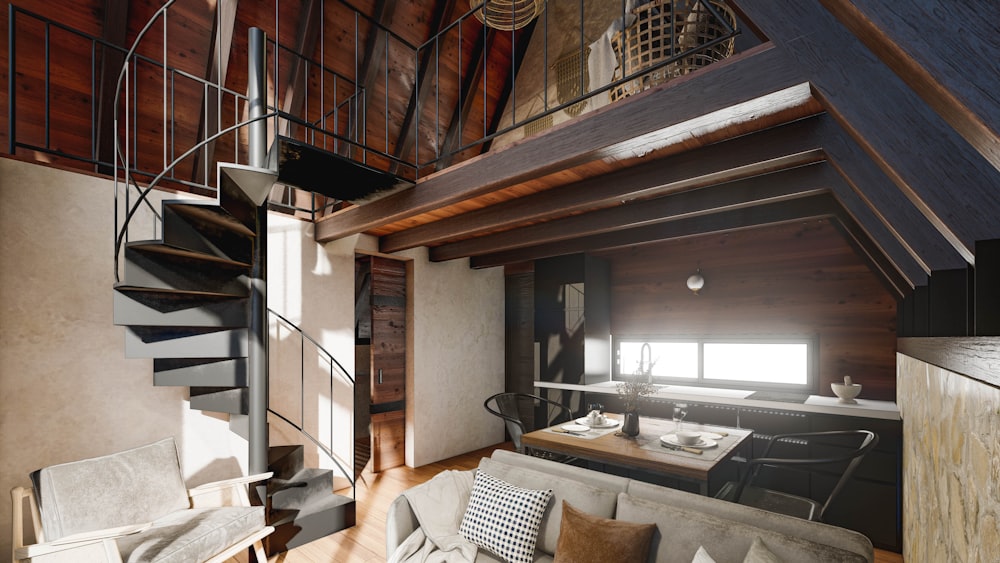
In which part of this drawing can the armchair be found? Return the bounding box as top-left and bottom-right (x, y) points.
(10, 437), (274, 563)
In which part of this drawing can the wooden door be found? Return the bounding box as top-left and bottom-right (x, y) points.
(369, 256), (406, 471)
(370, 257), (406, 405)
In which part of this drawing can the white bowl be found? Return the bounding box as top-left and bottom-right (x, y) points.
(675, 431), (702, 445)
(831, 383), (862, 403)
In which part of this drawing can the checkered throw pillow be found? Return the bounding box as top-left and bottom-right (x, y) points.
(460, 470), (553, 563)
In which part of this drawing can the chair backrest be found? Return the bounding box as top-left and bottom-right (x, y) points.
(743, 430), (878, 522)
(483, 393), (573, 452)
(30, 437), (189, 541)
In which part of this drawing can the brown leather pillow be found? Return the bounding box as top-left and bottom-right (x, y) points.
(553, 500), (656, 563)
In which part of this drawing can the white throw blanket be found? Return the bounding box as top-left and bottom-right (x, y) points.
(388, 470), (478, 563)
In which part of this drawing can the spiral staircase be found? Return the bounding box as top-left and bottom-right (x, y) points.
(110, 15), (409, 550)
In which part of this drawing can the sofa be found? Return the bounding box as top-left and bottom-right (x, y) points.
(387, 449), (874, 562)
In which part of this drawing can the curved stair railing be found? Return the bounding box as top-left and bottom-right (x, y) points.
(268, 308), (357, 489)
(109, 1), (366, 551)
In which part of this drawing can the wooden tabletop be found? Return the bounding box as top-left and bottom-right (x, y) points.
(522, 415), (753, 483)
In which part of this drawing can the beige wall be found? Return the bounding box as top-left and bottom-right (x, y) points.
(399, 247), (506, 467)
(0, 157), (506, 559)
(0, 158), (247, 561)
(897, 353), (1000, 562)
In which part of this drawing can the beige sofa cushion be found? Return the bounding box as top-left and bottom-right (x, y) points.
(615, 493), (868, 563)
(31, 438), (190, 541)
(625, 480), (873, 560)
(478, 456), (621, 555)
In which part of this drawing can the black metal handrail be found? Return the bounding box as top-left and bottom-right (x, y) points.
(268, 308), (357, 491)
(9, 0), (741, 191)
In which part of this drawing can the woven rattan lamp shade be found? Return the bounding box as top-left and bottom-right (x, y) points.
(610, 0), (736, 101)
(471, 0), (545, 31)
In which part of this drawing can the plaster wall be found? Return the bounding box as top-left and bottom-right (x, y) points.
(0, 157), (507, 561)
(397, 247), (506, 467)
(0, 158), (246, 561)
(897, 353), (1000, 562)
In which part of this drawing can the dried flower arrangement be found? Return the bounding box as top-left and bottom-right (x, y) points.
(617, 363), (658, 413)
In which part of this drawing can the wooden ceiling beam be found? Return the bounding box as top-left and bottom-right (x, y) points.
(816, 114), (966, 275)
(434, 26), (496, 170)
(819, 0), (1000, 172)
(829, 205), (908, 299)
(192, 0), (238, 185)
(94, 0), (130, 173)
(389, 0), (458, 173)
(818, 164), (926, 289)
(732, 0), (1000, 265)
(478, 20), (537, 157)
(277, 0), (322, 137)
(429, 164), (831, 261)
(314, 45), (807, 242)
(433, 161), (922, 294)
(469, 194), (839, 269)
(381, 116), (828, 253)
(359, 0), (399, 114)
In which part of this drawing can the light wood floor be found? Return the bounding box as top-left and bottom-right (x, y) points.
(255, 442), (902, 563)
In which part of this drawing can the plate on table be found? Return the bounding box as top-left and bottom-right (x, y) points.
(575, 417), (620, 429)
(660, 433), (718, 449)
(561, 424), (590, 432)
(700, 432), (725, 441)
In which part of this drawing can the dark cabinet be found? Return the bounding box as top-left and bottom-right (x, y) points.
(535, 254), (610, 386)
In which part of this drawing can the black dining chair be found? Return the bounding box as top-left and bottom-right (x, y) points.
(715, 430), (878, 522)
(484, 392), (577, 462)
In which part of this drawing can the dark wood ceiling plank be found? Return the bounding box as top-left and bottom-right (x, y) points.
(359, 0), (398, 111)
(192, 0), (238, 184)
(380, 116), (827, 253)
(434, 27), (495, 171)
(429, 164), (831, 261)
(477, 19), (537, 157)
(817, 116), (966, 275)
(468, 195), (838, 269)
(314, 44), (807, 242)
(277, 0), (322, 137)
(389, 0), (458, 173)
(94, 0), (130, 173)
(731, 0), (1000, 265)
(819, 0), (1000, 172)
(818, 164), (925, 289)
(828, 205), (908, 298)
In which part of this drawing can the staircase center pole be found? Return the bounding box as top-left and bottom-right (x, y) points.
(248, 26), (269, 480)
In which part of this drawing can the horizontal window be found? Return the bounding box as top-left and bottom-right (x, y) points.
(614, 337), (815, 392)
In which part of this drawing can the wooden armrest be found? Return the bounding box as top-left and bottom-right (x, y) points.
(15, 523), (150, 560)
(188, 472), (273, 497)
(49, 522), (153, 545)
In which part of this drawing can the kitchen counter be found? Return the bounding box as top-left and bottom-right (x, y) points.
(534, 380), (900, 421)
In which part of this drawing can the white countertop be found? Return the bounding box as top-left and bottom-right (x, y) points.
(534, 380), (900, 421)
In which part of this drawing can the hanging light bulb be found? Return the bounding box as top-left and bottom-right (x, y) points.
(686, 268), (705, 295)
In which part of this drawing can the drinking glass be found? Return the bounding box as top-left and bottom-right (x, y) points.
(672, 404), (687, 432)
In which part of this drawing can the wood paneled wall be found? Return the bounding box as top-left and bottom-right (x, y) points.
(594, 219), (898, 400)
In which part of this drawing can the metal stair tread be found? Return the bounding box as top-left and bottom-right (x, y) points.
(124, 241), (252, 268)
(268, 493), (355, 527)
(268, 467), (332, 493)
(164, 201), (257, 237)
(114, 283), (246, 300)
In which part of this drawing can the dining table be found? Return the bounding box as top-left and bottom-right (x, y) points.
(521, 413), (754, 496)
